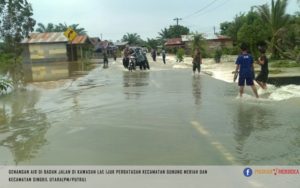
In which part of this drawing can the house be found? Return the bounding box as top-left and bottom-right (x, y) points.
(89, 37), (101, 47)
(164, 38), (184, 48)
(21, 32), (93, 82)
(114, 41), (128, 51)
(206, 35), (233, 52)
(21, 32), (93, 63)
(21, 32), (69, 64)
(164, 34), (233, 55)
(68, 35), (93, 61)
(93, 40), (117, 58)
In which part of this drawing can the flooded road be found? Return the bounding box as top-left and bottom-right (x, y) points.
(0, 59), (299, 165)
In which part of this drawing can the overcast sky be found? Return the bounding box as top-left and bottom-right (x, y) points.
(28, 0), (299, 41)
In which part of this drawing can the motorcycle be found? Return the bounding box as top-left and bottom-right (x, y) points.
(124, 47), (150, 71)
(128, 55), (136, 72)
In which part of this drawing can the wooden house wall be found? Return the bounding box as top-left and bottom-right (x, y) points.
(29, 43), (68, 63)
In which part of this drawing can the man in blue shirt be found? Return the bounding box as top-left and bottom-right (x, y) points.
(234, 43), (259, 98)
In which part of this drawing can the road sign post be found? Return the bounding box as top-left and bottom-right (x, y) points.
(64, 28), (77, 62)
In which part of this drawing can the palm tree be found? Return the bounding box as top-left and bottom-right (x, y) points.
(192, 33), (208, 57)
(68, 24), (86, 35)
(54, 23), (68, 32)
(36, 23), (86, 35)
(256, 0), (290, 59)
(36, 23), (56, 33)
(36, 23), (46, 33)
(122, 33), (142, 45)
(158, 28), (170, 40)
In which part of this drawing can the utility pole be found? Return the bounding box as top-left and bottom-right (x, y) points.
(173, 17), (182, 26)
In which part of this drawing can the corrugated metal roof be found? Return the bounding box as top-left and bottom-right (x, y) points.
(21, 32), (68, 44)
(71, 35), (89, 44)
(181, 35), (194, 42)
(206, 35), (231, 41)
(90, 37), (101, 46)
(114, 41), (128, 46)
(165, 38), (183, 46)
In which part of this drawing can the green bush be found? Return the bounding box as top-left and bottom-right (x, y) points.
(0, 53), (24, 89)
(176, 48), (185, 62)
(0, 78), (12, 93)
(214, 48), (222, 63)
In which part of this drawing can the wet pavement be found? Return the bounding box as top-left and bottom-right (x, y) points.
(0, 57), (299, 165)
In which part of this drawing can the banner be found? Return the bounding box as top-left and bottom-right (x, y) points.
(0, 166), (299, 188)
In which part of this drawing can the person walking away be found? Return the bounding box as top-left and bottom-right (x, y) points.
(162, 49), (166, 64)
(123, 46), (130, 68)
(103, 50), (108, 68)
(234, 43), (259, 98)
(112, 48), (117, 61)
(255, 45), (269, 89)
(192, 48), (202, 75)
(151, 49), (157, 62)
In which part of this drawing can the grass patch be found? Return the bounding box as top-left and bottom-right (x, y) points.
(269, 69), (282, 74)
(254, 69), (282, 74)
(270, 60), (300, 68)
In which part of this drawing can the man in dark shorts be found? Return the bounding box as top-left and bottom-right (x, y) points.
(234, 43), (259, 98)
(192, 48), (202, 74)
(255, 46), (269, 89)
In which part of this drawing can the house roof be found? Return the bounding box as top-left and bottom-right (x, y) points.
(206, 35), (232, 41)
(181, 35), (194, 42)
(71, 35), (90, 44)
(90, 37), (101, 46)
(21, 32), (68, 44)
(114, 41), (128, 46)
(96, 40), (110, 49)
(165, 38), (183, 46)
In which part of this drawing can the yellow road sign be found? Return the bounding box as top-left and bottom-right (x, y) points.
(64, 28), (77, 41)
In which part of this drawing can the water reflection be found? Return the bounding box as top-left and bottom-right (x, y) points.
(192, 76), (202, 105)
(233, 103), (277, 164)
(23, 61), (94, 82)
(0, 90), (50, 164)
(123, 71), (150, 100)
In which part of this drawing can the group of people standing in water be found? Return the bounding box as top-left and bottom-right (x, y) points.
(191, 42), (269, 99)
(192, 42), (269, 99)
(120, 43), (269, 99)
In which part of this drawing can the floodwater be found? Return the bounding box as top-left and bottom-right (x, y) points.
(0, 59), (299, 165)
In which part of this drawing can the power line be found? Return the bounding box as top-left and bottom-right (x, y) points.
(193, 0), (231, 18)
(181, 0), (231, 35)
(183, 0), (219, 19)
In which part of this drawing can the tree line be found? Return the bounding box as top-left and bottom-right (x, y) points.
(122, 0), (299, 62)
(220, 0), (299, 61)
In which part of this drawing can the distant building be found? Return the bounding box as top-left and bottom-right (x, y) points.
(164, 38), (184, 48)
(206, 35), (233, 52)
(89, 37), (101, 46)
(164, 34), (233, 54)
(114, 41), (128, 51)
(181, 35), (195, 43)
(68, 35), (93, 61)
